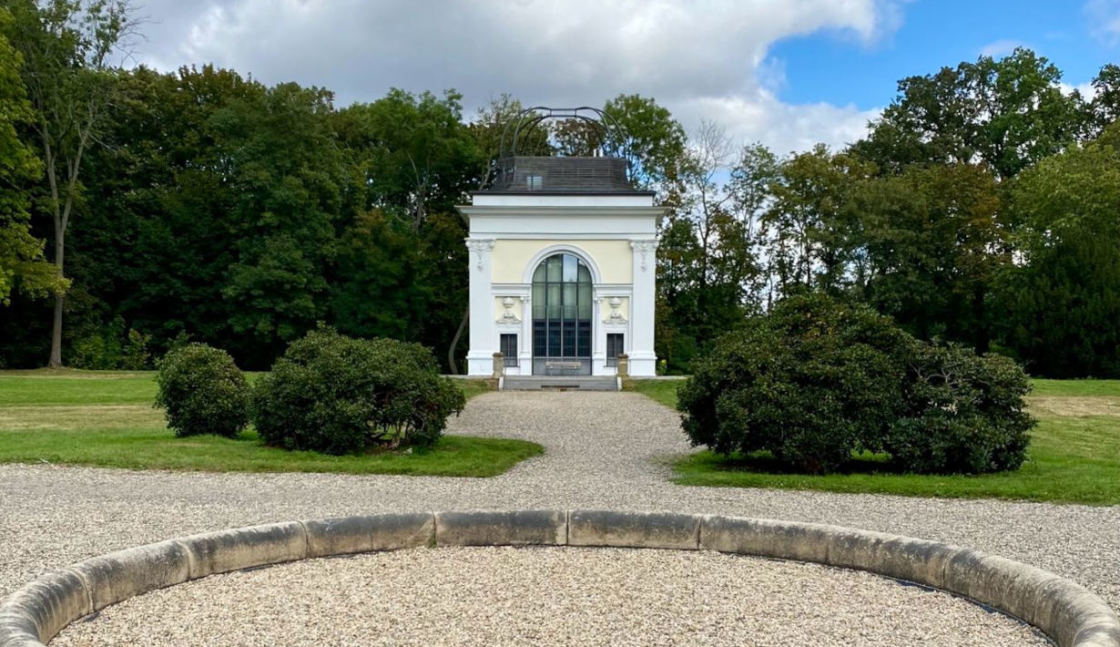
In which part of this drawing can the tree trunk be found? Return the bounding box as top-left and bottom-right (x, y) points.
(48, 294), (64, 368)
(447, 306), (468, 375)
(47, 235), (64, 368)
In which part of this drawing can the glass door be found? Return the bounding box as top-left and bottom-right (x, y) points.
(531, 253), (592, 375)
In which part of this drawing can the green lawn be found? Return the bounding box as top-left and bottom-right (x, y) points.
(628, 378), (1120, 505)
(0, 370), (538, 477)
(625, 378), (683, 409)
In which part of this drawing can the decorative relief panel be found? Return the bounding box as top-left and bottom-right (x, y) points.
(495, 296), (522, 324)
(601, 296), (629, 324)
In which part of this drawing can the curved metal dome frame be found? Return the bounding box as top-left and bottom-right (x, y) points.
(498, 106), (627, 160)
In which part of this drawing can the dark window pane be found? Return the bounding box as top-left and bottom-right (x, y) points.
(577, 286), (592, 319)
(579, 324), (592, 357)
(501, 334), (518, 367)
(532, 284), (545, 318)
(547, 284), (561, 319)
(606, 333), (623, 366)
(562, 326), (576, 356)
(562, 283), (577, 319)
(533, 322), (546, 356)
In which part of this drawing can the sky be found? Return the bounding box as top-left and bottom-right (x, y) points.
(125, 0), (1119, 156)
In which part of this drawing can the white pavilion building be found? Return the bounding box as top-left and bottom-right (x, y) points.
(459, 113), (664, 378)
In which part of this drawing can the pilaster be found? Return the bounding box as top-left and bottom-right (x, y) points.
(465, 238), (496, 376)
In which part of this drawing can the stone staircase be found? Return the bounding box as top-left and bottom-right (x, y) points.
(501, 376), (619, 391)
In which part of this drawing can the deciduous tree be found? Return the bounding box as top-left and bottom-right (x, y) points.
(853, 48), (1086, 179)
(4, 0), (131, 366)
(0, 9), (63, 305)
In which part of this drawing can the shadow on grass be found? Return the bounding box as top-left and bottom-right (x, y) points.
(694, 449), (901, 476)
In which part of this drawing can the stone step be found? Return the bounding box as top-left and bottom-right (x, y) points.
(501, 376), (619, 391)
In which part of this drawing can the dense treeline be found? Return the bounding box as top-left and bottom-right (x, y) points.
(1, 1), (1118, 377)
(653, 52), (1120, 377)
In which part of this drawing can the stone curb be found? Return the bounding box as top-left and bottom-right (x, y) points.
(1, 511), (1116, 647)
(435, 510), (566, 546)
(570, 510), (700, 549)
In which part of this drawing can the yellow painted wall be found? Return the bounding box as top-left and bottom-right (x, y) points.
(491, 240), (632, 284)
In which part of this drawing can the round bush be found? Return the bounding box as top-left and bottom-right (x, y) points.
(677, 293), (1034, 475)
(885, 343), (1033, 473)
(251, 329), (465, 455)
(679, 294), (909, 474)
(154, 343), (250, 438)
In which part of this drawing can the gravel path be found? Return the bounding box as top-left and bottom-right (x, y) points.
(51, 547), (1051, 647)
(2, 391), (1117, 643)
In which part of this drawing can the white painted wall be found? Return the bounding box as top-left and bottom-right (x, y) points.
(473, 193), (654, 207)
(461, 194), (663, 377)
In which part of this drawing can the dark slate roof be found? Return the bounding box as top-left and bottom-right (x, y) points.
(477, 156), (652, 195)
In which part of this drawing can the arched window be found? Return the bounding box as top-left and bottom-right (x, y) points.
(531, 253), (592, 375)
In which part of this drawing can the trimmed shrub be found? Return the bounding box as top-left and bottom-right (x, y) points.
(678, 293), (1034, 475)
(678, 294), (909, 474)
(884, 343), (1034, 473)
(251, 328), (465, 455)
(155, 343), (250, 438)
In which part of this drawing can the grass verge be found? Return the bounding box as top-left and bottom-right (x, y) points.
(628, 377), (1120, 505)
(0, 370), (536, 477)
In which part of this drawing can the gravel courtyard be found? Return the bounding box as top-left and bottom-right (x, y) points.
(51, 547), (1050, 647)
(2, 390), (1117, 643)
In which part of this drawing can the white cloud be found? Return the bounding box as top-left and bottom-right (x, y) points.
(979, 39), (1024, 58)
(125, 0), (902, 153)
(1059, 81), (1097, 99)
(1085, 0), (1120, 46)
(678, 93), (881, 156)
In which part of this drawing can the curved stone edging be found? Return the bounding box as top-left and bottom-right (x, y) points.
(1, 510), (1117, 647)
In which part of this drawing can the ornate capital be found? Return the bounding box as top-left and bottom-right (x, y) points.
(465, 238), (495, 272)
(630, 239), (658, 272)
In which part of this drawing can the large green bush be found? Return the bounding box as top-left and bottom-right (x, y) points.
(678, 294), (909, 473)
(154, 343), (250, 438)
(885, 343), (1033, 473)
(678, 294), (1034, 475)
(251, 329), (465, 455)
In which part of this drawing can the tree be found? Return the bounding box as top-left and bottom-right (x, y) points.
(728, 143), (779, 305)
(329, 210), (429, 342)
(654, 125), (766, 371)
(336, 89), (482, 231)
(603, 93), (687, 192)
(1090, 64), (1120, 134)
(333, 89), (483, 374)
(854, 163), (1005, 351)
(4, 0), (131, 367)
(764, 145), (874, 294)
(72, 65), (270, 365)
(216, 81), (345, 366)
(551, 117), (603, 157)
(996, 125), (1120, 377)
(853, 48), (1086, 179)
(0, 8), (63, 305)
